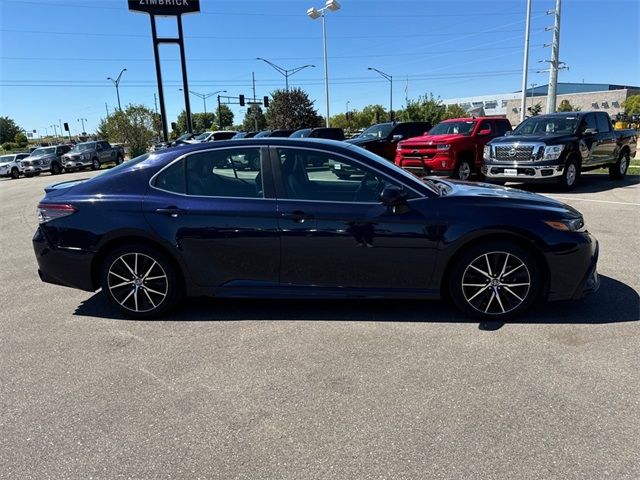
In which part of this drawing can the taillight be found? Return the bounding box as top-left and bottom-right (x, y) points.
(37, 203), (76, 224)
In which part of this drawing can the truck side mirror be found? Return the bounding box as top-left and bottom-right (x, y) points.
(478, 128), (492, 136)
(583, 128), (598, 135)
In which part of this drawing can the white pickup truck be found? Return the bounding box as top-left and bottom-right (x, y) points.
(0, 152), (30, 179)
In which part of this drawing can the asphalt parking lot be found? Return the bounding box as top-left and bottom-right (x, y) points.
(1, 170), (638, 479)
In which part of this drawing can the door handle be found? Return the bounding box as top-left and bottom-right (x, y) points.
(280, 210), (313, 223)
(155, 207), (186, 218)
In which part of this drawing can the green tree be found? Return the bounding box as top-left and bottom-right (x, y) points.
(557, 99), (580, 112)
(0, 116), (22, 144)
(14, 132), (28, 147)
(242, 105), (267, 131)
(528, 103), (543, 116)
(265, 88), (322, 130)
(99, 104), (157, 157)
(354, 105), (388, 127)
(402, 93), (446, 125)
(622, 95), (640, 115)
(216, 105), (234, 130)
(193, 112), (216, 131)
(329, 112), (350, 130)
(443, 103), (469, 120)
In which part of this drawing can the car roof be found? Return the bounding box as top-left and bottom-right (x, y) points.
(442, 117), (506, 122)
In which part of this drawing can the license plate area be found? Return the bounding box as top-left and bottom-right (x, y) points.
(504, 168), (518, 177)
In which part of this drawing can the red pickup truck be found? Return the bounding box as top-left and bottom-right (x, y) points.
(394, 117), (512, 180)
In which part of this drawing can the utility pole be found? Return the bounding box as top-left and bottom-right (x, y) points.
(529, 83), (537, 112)
(519, 0), (532, 122)
(546, 0), (562, 113)
(154, 93), (158, 114)
(218, 95), (222, 130)
(107, 68), (127, 111)
(105, 103), (110, 118)
(252, 72), (258, 131)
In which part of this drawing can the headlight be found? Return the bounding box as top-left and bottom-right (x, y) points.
(437, 144), (450, 151)
(544, 217), (585, 232)
(543, 145), (564, 160)
(483, 145), (491, 159)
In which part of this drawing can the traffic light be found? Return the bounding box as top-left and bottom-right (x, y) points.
(263, 96), (269, 108)
(63, 122), (69, 132)
(171, 122), (177, 130)
(239, 94), (245, 107)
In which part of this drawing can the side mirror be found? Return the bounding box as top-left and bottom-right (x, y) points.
(478, 128), (492, 136)
(584, 128), (598, 135)
(391, 134), (403, 142)
(380, 185), (408, 207)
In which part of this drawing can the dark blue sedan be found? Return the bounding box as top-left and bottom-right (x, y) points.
(33, 138), (599, 319)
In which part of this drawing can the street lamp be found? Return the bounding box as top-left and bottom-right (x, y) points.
(77, 118), (88, 135)
(107, 68), (127, 111)
(307, 0), (341, 127)
(50, 124), (59, 142)
(256, 58), (315, 91)
(179, 88), (226, 115)
(529, 83), (537, 113)
(368, 67), (393, 122)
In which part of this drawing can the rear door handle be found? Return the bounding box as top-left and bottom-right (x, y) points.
(280, 210), (313, 223)
(155, 207), (186, 218)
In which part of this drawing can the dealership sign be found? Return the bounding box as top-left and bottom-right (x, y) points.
(128, 0), (200, 16)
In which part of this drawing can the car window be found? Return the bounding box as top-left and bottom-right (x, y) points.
(392, 124), (411, 139)
(277, 147), (415, 203)
(596, 113), (611, 133)
(185, 147), (263, 198)
(494, 120), (511, 136)
(478, 121), (493, 135)
(154, 159), (186, 194)
(410, 123), (429, 138)
(580, 113), (598, 132)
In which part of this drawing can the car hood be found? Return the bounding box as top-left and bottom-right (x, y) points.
(345, 136), (380, 146)
(0, 161), (14, 168)
(490, 134), (577, 145)
(400, 133), (466, 146)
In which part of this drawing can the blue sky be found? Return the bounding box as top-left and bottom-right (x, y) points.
(1, 0), (638, 136)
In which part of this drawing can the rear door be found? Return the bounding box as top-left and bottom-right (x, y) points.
(144, 145), (280, 288)
(595, 113), (617, 163)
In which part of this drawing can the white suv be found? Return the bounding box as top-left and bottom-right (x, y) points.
(0, 153), (30, 179)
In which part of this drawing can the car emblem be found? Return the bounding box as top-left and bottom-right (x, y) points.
(428, 141), (433, 145)
(412, 149), (419, 154)
(508, 148), (517, 157)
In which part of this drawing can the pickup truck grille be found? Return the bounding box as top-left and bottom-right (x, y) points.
(494, 145), (534, 161)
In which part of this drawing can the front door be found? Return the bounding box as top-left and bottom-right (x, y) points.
(272, 146), (440, 293)
(144, 146), (280, 288)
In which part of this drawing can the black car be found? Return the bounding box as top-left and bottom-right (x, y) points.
(290, 127), (345, 141)
(33, 138), (599, 320)
(254, 130), (295, 138)
(346, 121), (432, 161)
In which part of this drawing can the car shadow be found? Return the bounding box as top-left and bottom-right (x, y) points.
(73, 275), (638, 331)
(505, 173), (639, 195)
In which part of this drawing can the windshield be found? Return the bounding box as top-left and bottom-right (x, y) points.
(290, 129), (312, 138)
(31, 147), (55, 156)
(194, 132), (212, 141)
(429, 121), (476, 136)
(359, 124), (393, 139)
(0, 155), (15, 163)
(71, 143), (94, 152)
(514, 116), (580, 135)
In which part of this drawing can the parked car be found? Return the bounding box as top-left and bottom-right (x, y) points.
(0, 153), (30, 179)
(33, 138), (598, 321)
(254, 130), (295, 138)
(61, 141), (125, 172)
(186, 131), (237, 143)
(395, 117), (512, 180)
(483, 112), (637, 189)
(152, 133), (201, 151)
(21, 144), (71, 176)
(345, 122), (432, 161)
(290, 127), (345, 141)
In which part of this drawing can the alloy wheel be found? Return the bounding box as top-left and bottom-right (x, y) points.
(107, 252), (168, 313)
(458, 162), (471, 181)
(461, 251), (531, 315)
(620, 154), (628, 175)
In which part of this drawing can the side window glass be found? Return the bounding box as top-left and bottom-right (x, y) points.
(596, 113), (611, 133)
(185, 147), (263, 198)
(581, 114), (597, 132)
(495, 121), (510, 136)
(277, 147), (415, 203)
(479, 121), (493, 134)
(154, 159), (186, 194)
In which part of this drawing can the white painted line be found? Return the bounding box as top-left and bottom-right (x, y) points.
(551, 196), (640, 206)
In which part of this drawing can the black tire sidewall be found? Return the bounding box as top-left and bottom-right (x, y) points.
(11, 168), (19, 179)
(455, 159), (472, 180)
(91, 158), (100, 170)
(100, 244), (181, 319)
(609, 151), (629, 179)
(448, 242), (541, 320)
(50, 163), (61, 175)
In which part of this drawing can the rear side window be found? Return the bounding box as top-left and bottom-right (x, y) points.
(580, 114), (597, 132)
(596, 113), (611, 133)
(154, 160), (186, 194)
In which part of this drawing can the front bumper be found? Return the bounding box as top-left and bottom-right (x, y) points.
(395, 153), (454, 177)
(546, 233), (600, 301)
(23, 165), (45, 174)
(482, 163), (563, 182)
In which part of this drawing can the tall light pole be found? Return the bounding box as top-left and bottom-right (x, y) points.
(77, 118), (88, 134)
(179, 88), (226, 115)
(529, 83), (537, 113)
(519, 0), (532, 122)
(107, 68), (127, 111)
(368, 67), (393, 122)
(51, 124), (59, 142)
(546, 0), (562, 113)
(307, 0), (341, 128)
(256, 58), (315, 91)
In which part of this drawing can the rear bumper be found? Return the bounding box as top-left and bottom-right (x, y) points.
(33, 227), (96, 292)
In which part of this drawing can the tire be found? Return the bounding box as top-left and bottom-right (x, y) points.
(116, 155), (124, 166)
(91, 158), (100, 170)
(453, 157), (473, 181)
(448, 242), (541, 320)
(101, 244), (182, 319)
(608, 150), (630, 179)
(10, 168), (19, 179)
(50, 162), (62, 175)
(559, 157), (580, 190)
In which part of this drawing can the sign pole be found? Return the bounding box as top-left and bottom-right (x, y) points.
(150, 15), (169, 142)
(177, 15), (193, 134)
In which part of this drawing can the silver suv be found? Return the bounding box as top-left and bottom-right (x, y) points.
(21, 145), (71, 177)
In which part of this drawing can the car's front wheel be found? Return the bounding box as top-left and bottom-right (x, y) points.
(101, 245), (182, 319)
(10, 168), (20, 179)
(448, 242), (540, 320)
(559, 157), (580, 190)
(50, 162), (62, 175)
(91, 158), (101, 170)
(453, 158), (473, 181)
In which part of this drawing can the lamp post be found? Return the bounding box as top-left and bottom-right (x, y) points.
(368, 67), (393, 121)
(256, 58), (315, 91)
(529, 83), (537, 113)
(51, 124), (59, 142)
(307, 0), (341, 128)
(77, 118), (88, 135)
(107, 68), (127, 111)
(179, 88), (226, 115)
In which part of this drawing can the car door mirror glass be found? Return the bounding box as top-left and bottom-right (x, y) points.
(380, 185), (408, 207)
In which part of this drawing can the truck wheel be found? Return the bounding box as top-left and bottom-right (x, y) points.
(559, 157), (580, 190)
(608, 150), (629, 179)
(50, 163), (62, 175)
(453, 158), (473, 181)
(91, 158), (100, 170)
(10, 168), (20, 179)
(116, 155), (124, 165)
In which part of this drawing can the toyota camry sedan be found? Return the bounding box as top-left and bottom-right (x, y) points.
(33, 138), (599, 320)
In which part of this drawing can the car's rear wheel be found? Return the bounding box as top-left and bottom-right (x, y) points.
(608, 150), (629, 179)
(10, 168), (19, 179)
(448, 242), (540, 320)
(101, 245), (181, 319)
(116, 155), (124, 165)
(91, 158), (100, 170)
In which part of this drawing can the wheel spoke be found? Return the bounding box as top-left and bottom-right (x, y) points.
(109, 271), (131, 282)
(484, 254), (493, 276)
(503, 263), (523, 278)
(499, 253), (510, 277)
(134, 253), (139, 277)
(144, 286), (166, 297)
(503, 286), (524, 302)
(484, 291), (496, 313)
(469, 264), (491, 279)
(467, 284), (490, 302)
(133, 288), (139, 311)
(110, 280), (134, 289)
(144, 275), (165, 281)
(502, 282), (530, 288)
(463, 283), (488, 287)
(495, 289), (506, 313)
(142, 288), (156, 308)
(119, 288), (135, 307)
(120, 257), (136, 277)
(142, 261), (158, 280)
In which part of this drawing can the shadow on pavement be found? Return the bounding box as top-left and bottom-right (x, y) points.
(74, 275), (638, 331)
(506, 173), (639, 195)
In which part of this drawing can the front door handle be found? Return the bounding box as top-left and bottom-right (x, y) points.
(155, 207), (186, 218)
(280, 210), (313, 223)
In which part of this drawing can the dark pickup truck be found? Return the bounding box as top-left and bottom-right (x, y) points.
(483, 112), (637, 189)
